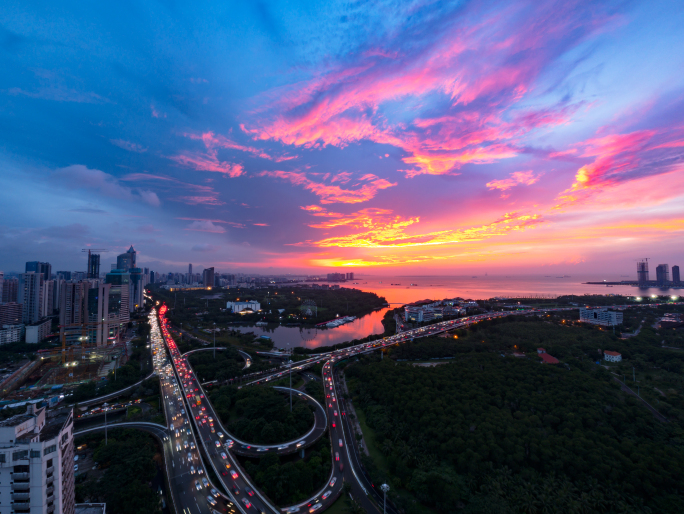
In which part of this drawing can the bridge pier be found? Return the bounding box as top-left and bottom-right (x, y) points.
(301, 448), (305, 458)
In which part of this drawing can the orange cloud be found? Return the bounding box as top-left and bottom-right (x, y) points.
(299, 210), (543, 248)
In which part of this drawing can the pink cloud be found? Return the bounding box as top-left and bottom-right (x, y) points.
(260, 170), (396, 204)
(487, 170), (542, 191)
(242, 1), (605, 176)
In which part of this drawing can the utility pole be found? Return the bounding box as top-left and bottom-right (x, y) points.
(213, 323), (216, 359)
(104, 402), (109, 445)
(381, 483), (390, 514)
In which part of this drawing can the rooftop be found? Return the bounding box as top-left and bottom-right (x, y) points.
(540, 353), (559, 364)
(604, 351), (621, 356)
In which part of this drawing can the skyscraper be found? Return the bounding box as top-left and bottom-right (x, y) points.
(116, 245), (136, 271)
(25, 261), (52, 281)
(203, 267), (215, 288)
(189, 263), (192, 275)
(656, 264), (670, 286)
(18, 272), (44, 324)
(86, 250), (101, 279)
(672, 265), (681, 286)
(0, 271), (3, 302)
(105, 269), (130, 333)
(636, 259), (649, 286)
(129, 268), (144, 312)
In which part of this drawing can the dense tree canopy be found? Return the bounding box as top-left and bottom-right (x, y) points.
(75, 429), (161, 514)
(209, 385), (314, 444)
(346, 331), (684, 513)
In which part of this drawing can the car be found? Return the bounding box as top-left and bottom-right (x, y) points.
(242, 498), (252, 509)
(217, 432), (224, 438)
(331, 421), (336, 428)
(207, 495), (217, 506)
(198, 467), (204, 474)
(232, 486), (240, 495)
(335, 452), (339, 461)
(322, 491), (332, 500)
(74, 464), (79, 471)
(277, 445), (289, 450)
(215, 440), (221, 447)
(190, 466), (196, 474)
(220, 452), (227, 459)
(184, 440), (190, 449)
(210, 488), (220, 497)
(329, 477), (337, 487)
(202, 477), (209, 488)
(296, 440), (306, 448)
(256, 447), (268, 452)
(189, 441), (195, 449)
(231, 470), (239, 479)
(285, 507), (300, 513)
(225, 462), (232, 469)
(309, 505), (322, 513)
(74, 455), (78, 462)
(176, 443), (181, 451)
(188, 452), (193, 461)
(245, 486), (255, 496)
(334, 410), (338, 417)
(195, 480), (202, 490)
(339, 463), (344, 472)
(339, 439), (343, 447)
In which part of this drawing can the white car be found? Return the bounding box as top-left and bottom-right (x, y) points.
(220, 452), (228, 459)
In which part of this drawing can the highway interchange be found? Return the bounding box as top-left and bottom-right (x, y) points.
(80, 300), (683, 514)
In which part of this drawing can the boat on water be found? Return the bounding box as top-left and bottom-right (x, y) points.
(391, 283), (401, 285)
(410, 283), (418, 286)
(325, 316), (357, 328)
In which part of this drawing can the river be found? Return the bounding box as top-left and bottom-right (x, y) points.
(232, 274), (680, 349)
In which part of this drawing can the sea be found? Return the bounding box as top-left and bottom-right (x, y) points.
(232, 274), (680, 350)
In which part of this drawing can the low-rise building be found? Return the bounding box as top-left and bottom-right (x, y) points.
(26, 318), (51, 344)
(579, 307), (623, 326)
(226, 300), (261, 313)
(604, 351), (622, 362)
(0, 324), (24, 345)
(537, 348), (559, 364)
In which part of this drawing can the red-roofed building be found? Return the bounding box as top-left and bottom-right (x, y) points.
(604, 350), (622, 362)
(537, 348), (546, 354)
(539, 353), (559, 364)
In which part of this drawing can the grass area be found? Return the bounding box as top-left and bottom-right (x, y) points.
(269, 375), (305, 389)
(324, 494), (350, 514)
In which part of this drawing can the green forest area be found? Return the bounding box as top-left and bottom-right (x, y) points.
(151, 285), (386, 326)
(187, 346), (273, 382)
(208, 385), (314, 444)
(242, 436), (332, 506)
(74, 429), (162, 514)
(344, 313), (684, 513)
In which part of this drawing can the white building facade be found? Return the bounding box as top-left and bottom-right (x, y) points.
(226, 300), (261, 313)
(0, 406), (75, 514)
(579, 307), (623, 326)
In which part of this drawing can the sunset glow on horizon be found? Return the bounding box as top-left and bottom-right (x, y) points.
(1, 0), (683, 274)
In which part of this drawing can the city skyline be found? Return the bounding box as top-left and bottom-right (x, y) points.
(1, 1), (684, 274)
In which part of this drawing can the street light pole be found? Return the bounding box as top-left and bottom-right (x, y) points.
(104, 402), (109, 445)
(381, 483), (390, 514)
(213, 322), (216, 359)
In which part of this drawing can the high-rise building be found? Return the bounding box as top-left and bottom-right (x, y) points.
(18, 272), (44, 325)
(327, 272), (345, 281)
(116, 245), (136, 272)
(56, 271), (72, 281)
(86, 283), (111, 346)
(86, 251), (101, 279)
(129, 268), (144, 312)
(189, 263), (192, 275)
(656, 264), (670, 286)
(59, 282), (89, 345)
(636, 259), (649, 286)
(0, 405), (75, 514)
(2, 277), (18, 303)
(25, 261), (52, 281)
(203, 267), (215, 288)
(0, 271), (3, 303)
(579, 307), (623, 326)
(672, 265), (681, 286)
(105, 269), (130, 328)
(0, 302), (22, 326)
(345, 272), (354, 280)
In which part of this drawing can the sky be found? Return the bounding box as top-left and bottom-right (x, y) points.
(1, 0), (683, 276)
